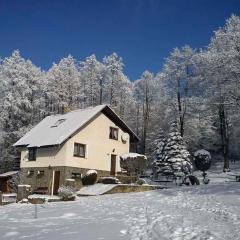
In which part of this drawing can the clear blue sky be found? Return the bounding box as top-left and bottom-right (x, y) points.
(0, 0), (240, 80)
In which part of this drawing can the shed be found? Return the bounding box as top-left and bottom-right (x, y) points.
(0, 171), (18, 193)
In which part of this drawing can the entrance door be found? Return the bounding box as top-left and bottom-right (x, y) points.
(110, 155), (116, 176)
(53, 171), (60, 195)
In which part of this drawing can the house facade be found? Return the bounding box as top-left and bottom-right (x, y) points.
(14, 105), (139, 195)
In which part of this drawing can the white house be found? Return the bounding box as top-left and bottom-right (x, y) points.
(14, 105), (139, 194)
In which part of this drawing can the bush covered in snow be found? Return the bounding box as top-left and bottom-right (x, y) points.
(58, 186), (75, 201)
(120, 153), (148, 175)
(82, 170), (98, 185)
(136, 178), (147, 185)
(194, 149), (211, 172)
(194, 149), (211, 184)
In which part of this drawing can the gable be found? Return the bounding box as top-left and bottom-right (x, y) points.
(14, 105), (139, 148)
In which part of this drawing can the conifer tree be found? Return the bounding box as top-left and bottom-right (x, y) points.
(161, 122), (193, 177)
(152, 129), (167, 178)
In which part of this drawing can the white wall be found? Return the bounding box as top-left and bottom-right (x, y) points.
(20, 113), (130, 172)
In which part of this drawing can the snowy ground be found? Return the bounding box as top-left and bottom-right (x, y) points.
(76, 183), (116, 196)
(1, 161), (240, 240)
(1, 182), (240, 240)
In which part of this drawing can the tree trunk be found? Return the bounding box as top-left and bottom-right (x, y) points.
(99, 77), (103, 104)
(177, 78), (184, 137)
(135, 104), (140, 152)
(219, 99), (230, 172)
(141, 81), (150, 154)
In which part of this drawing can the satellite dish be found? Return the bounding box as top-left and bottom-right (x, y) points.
(121, 133), (129, 143)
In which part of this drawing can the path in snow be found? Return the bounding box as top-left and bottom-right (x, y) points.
(1, 182), (240, 240)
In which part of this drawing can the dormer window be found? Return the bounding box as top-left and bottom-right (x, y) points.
(51, 119), (66, 128)
(109, 127), (118, 140)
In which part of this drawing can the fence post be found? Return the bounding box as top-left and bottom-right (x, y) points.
(34, 204), (38, 219)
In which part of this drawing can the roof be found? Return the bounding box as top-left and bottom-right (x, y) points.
(14, 105), (139, 148)
(0, 171), (19, 178)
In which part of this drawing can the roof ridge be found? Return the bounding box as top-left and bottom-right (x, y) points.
(51, 104), (108, 116)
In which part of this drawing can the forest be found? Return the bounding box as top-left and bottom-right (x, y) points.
(0, 14), (240, 172)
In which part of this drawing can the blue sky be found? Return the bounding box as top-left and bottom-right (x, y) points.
(0, 0), (240, 80)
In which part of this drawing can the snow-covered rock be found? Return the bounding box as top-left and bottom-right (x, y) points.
(82, 170), (98, 185)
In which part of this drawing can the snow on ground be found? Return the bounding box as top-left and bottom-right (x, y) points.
(28, 194), (61, 201)
(76, 183), (116, 196)
(1, 161), (240, 240)
(1, 182), (240, 240)
(195, 160), (240, 184)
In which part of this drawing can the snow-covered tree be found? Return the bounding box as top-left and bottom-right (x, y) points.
(151, 129), (167, 179)
(161, 122), (193, 177)
(103, 53), (125, 107)
(0, 50), (44, 168)
(195, 15), (240, 171)
(134, 71), (155, 154)
(45, 55), (79, 114)
(153, 129), (166, 162)
(79, 54), (104, 107)
(102, 53), (136, 125)
(163, 46), (196, 137)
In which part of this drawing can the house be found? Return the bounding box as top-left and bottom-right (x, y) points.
(14, 105), (139, 195)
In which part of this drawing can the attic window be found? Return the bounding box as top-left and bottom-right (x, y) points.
(51, 119), (66, 128)
(74, 143), (86, 158)
(28, 148), (37, 161)
(109, 127), (118, 140)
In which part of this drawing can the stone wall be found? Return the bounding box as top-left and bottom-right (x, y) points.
(20, 166), (110, 194)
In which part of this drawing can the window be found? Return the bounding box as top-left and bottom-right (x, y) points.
(27, 170), (34, 177)
(109, 127), (118, 140)
(28, 148), (37, 161)
(37, 170), (44, 176)
(51, 118), (66, 128)
(74, 143), (86, 158)
(72, 172), (81, 179)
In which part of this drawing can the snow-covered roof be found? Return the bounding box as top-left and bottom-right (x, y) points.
(14, 105), (139, 148)
(0, 171), (18, 178)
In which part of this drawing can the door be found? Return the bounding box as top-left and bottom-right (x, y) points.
(53, 171), (60, 195)
(0, 179), (8, 193)
(110, 155), (116, 176)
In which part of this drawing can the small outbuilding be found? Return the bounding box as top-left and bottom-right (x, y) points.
(0, 171), (19, 193)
